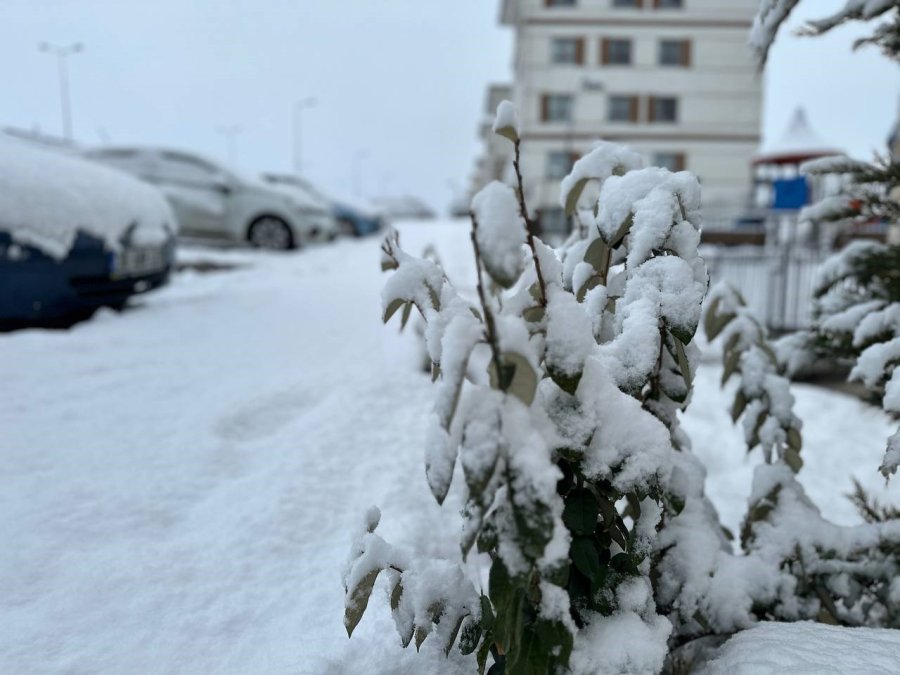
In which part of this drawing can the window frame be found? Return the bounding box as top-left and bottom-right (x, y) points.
(551, 37), (585, 65)
(546, 151), (579, 180)
(658, 39), (691, 67)
(601, 37), (633, 66)
(654, 152), (686, 172)
(648, 96), (678, 123)
(608, 95), (640, 123)
(541, 93), (575, 123)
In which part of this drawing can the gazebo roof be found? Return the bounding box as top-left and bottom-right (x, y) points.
(754, 108), (842, 165)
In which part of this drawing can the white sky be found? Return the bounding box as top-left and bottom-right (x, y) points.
(1, 0), (897, 213)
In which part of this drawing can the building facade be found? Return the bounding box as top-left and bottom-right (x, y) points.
(479, 0), (763, 233)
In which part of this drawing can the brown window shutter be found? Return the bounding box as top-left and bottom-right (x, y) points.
(647, 96), (656, 123)
(652, 0), (659, 7)
(601, 39), (610, 65)
(541, 95), (550, 122)
(630, 96), (640, 123)
(682, 40), (692, 67)
(575, 38), (585, 65)
(675, 153), (686, 172)
(570, 151), (580, 168)
(637, 0), (645, 7)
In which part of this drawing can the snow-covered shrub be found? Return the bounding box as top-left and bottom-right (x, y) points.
(343, 101), (712, 674)
(701, 285), (900, 634)
(751, 0), (900, 476)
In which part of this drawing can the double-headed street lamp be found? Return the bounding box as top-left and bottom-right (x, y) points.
(38, 42), (83, 142)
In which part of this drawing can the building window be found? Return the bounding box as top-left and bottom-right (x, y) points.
(612, 0), (643, 7)
(551, 37), (585, 65)
(654, 152), (686, 172)
(601, 38), (632, 65)
(649, 96), (678, 123)
(539, 207), (571, 236)
(659, 39), (691, 66)
(547, 151), (578, 179)
(654, 0), (683, 7)
(545, 0), (577, 6)
(609, 95), (639, 123)
(541, 94), (574, 123)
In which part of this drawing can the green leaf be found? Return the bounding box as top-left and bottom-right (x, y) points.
(787, 426), (802, 452)
(576, 275), (601, 303)
(606, 213), (634, 248)
(344, 568), (381, 637)
(390, 578), (402, 612)
(399, 301), (413, 331)
(495, 125), (519, 143)
(549, 365), (582, 396)
(459, 616), (482, 656)
(414, 624), (429, 651)
(722, 348), (741, 385)
(491, 352), (538, 406)
(383, 298), (406, 324)
(477, 637), (492, 675)
(570, 537), (602, 585)
(672, 336), (693, 390)
(562, 489), (598, 536)
(564, 177), (590, 216)
(480, 595), (495, 633)
(522, 306), (545, 323)
(731, 390), (748, 422)
(784, 446), (804, 473)
(445, 614), (467, 656)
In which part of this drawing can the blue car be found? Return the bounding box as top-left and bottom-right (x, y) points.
(0, 135), (178, 330)
(332, 201), (384, 237)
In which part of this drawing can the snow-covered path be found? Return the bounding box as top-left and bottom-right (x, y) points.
(1, 221), (896, 673)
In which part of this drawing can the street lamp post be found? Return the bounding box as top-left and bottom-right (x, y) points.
(293, 97), (317, 175)
(38, 42), (83, 142)
(217, 124), (244, 165)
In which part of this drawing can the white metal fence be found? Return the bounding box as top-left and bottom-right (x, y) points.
(702, 245), (827, 332)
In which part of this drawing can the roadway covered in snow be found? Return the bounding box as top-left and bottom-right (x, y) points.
(1, 221), (897, 673)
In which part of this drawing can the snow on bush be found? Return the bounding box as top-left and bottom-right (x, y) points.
(346, 99), (716, 673)
(343, 80), (900, 672)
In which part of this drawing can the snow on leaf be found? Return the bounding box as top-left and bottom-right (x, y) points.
(471, 181), (527, 288)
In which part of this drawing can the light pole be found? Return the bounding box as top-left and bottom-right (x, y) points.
(352, 150), (369, 197)
(293, 97), (316, 174)
(217, 124), (244, 165)
(38, 42), (83, 142)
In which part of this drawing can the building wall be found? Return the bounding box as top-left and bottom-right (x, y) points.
(487, 0), (763, 231)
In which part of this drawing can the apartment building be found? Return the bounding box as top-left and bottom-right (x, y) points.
(479, 0), (763, 233)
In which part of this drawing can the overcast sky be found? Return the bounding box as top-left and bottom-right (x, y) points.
(2, 1), (897, 212)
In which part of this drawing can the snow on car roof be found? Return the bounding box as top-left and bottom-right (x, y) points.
(1, 134), (175, 259)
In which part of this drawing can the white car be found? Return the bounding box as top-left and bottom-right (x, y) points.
(83, 146), (333, 250)
(260, 173), (338, 242)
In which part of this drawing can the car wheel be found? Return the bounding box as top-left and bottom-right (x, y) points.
(248, 216), (295, 250)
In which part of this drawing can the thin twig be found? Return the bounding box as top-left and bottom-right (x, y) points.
(513, 139), (548, 307)
(470, 212), (505, 387)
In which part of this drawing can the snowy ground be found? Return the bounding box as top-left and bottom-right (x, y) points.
(2, 220), (897, 673)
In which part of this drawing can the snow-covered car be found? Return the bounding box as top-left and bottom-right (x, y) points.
(0, 134), (176, 329)
(83, 146), (331, 250)
(331, 198), (385, 238)
(370, 196), (437, 221)
(260, 173), (338, 242)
